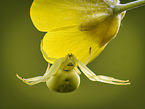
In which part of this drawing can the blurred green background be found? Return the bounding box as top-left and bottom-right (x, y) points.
(1, 0), (145, 109)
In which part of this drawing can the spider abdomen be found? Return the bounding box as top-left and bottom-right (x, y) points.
(46, 69), (80, 93)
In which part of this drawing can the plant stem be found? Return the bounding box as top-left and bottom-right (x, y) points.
(112, 0), (145, 14)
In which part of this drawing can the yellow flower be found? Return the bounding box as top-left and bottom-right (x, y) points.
(30, 0), (125, 64)
(16, 0), (145, 92)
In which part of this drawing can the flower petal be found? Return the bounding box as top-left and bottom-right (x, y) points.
(30, 0), (113, 32)
(41, 14), (121, 64)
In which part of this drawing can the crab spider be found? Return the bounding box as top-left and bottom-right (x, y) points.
(17, 48), (130, 93)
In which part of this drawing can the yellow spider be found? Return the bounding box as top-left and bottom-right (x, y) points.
(17, 48), (130, 93)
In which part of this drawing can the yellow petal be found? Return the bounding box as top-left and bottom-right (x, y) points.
(30, 0), (124, 64)
(30, 0), (114, 32)
(41, 14), (121, 64)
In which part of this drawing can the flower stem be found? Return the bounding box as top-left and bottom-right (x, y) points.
(112, 0), (145, 14)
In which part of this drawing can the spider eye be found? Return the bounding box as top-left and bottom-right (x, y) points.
(67, 63), (74, 66)
(68, 53), (73, 57)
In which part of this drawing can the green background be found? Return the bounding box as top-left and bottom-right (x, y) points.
(1, 0), (145, 109)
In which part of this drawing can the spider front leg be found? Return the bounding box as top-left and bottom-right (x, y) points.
(16, 74), (46, 85)
(77, 60), (130, 85)
(16, 58), (62, 86)
(94, 75), (130, 85)
(16, 63), (51, 85)
(85, 47), (92, 65)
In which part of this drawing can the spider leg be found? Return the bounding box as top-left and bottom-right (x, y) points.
(44, 58), (62, 79)
(85, 47), (92, 65)
(78, 60), (130, 85)
(16, 58), (62, 86)
(16, 74), (46, 85)
(74, 67), (81, 75)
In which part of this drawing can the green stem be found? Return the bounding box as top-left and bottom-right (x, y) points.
(113, 0), (145, 14)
